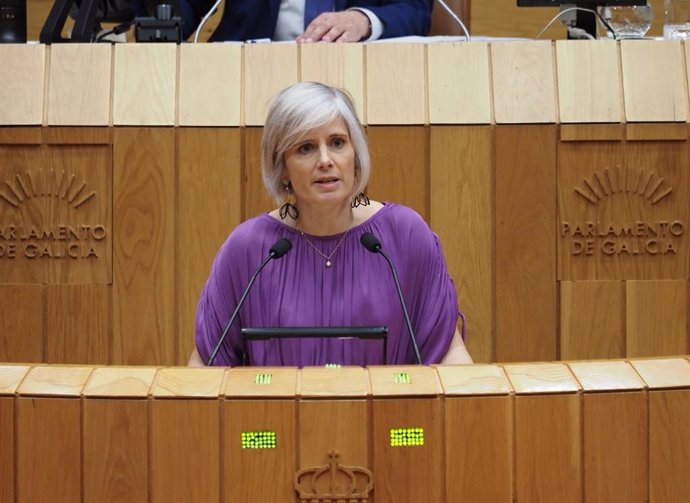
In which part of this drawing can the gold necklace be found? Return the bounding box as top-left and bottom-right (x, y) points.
(299, 228), (350, 268)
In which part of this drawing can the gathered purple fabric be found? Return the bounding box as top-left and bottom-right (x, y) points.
(195, 203), (458, 367)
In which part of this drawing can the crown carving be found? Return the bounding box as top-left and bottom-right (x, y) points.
(294, 450), (373, 502)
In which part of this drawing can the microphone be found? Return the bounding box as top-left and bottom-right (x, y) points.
(360, 232), (422, 365)
(206, 237), (292, 366)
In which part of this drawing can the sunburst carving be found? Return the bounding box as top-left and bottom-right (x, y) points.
(0, 169), (95, 209)
(573, 166), (672, 206)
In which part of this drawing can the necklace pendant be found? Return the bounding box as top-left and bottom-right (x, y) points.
(325, 260), (332, 268)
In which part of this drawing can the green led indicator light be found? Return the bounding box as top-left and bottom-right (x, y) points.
(255, 373), (272, 385)
(325, 363), (341, 368)
(390, 427), (425, 447)
(241, 431), (277, 449)
(394, 372), (411, 384)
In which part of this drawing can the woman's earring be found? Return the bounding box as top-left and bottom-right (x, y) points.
(351, 192), (370, 208)
(279, 183), (299, 220)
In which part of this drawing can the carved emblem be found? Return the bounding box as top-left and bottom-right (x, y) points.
(0, 169), (95, 208)
(294, 450), (373, 502)
(574, 166), (672, 205)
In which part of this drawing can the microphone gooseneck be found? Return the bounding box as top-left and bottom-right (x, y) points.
(360, 232), (422, 365)
(206, 238), (292, 366)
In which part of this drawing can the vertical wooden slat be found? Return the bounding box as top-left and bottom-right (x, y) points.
(631, 358), (690, 503)
(151, 368), (224, 503)
(438, 365), (513, 503)
(47, 44), (112, 126)
(556, 40), (622, 124)
(243, 44), (298, 126)
(367, 126), (429, 221)
(177, 128), (241, 364)
(370, 366), (443, 503)
(82, 367), (156, 503)
(178, 44), (241, 127)
(626, 280), (688, 357)
(45, 284), (110, 364)
(430, 126), (493, 362)
(495, 126), (557, 362)
(16, 366), (93, 503)
(0, 44), (45, 125)
(621, 40), (687, 123)
(505, 363), (581, 503)
(365, 43), (426, 125)
(242, 127), (273, 220)
(427, 42), (492, 125)
(113, 44), (177, 126)
(0, 285), (43, 362)
(569, 361), (647, 503)
(223, 368), (298, 503)
(299, 44), (365, 121)
(0, 365), (30, 503)
(491, 42), (556, 124)
(112, 128), (175, 365)
(560, 281), (625, 360)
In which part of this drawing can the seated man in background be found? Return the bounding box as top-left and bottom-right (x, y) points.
(165, 0), (433, 42)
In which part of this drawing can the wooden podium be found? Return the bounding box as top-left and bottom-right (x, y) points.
(2, 359), (690, 503)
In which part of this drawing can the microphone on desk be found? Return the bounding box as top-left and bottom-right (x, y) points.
(360, 232), (422, 365)
(206, 237), (292, 366)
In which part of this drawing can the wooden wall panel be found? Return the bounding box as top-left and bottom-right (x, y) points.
(243, 44), (298, 126)
(113, 44), (176, 126)
(44, 284), (110, 364)
(491, 42), (556, 124)
(430, 126), (493, 362)
(83, 399), (148, 503)
(626, 280), (688, 357)
(445, 396), (512, 503)
(300, 44), (365, 121)
(514, 394), (581, 503)
(224, 399), (296, 503)
(495, 126), (557, 362)
(177, 128), (242, 364)
(649, 389), (690, 503)
(0, 45), (45, 126)
(151, 399), (220, 503)
(367, 127), (428, 221)
(560, 280), (625, 360)
(0, 285), (43, 362)
(0, 397), (13, 502)
(179, 44), (241, 127)
(17, 397), (82, 503)
(299, 399), (368, 468)
(427, 42), (492, 125)
(47, 44), (112, 126)
(112, 128), (175, 365)
(621, 40), (688, 123)
(366, 43), (426, 125)
(583, 391), (647, 503)
(372, 398), (442, 503)
(556, 40), (622, 124)
(242, 127), (273, 220)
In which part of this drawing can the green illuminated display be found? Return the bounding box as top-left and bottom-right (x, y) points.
(254, 373), (272, 385)
(241, 431), (277, 449)
(390, 428), (424, 447)
(325, 363), (341, 368)
(393, 372), (411, 384)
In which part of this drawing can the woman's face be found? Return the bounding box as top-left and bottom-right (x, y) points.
(282, 117), (356, 209)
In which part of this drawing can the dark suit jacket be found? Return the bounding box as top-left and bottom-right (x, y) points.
(177, 0), (432, 41)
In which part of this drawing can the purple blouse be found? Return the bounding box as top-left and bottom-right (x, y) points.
(195, 203), (458, 367)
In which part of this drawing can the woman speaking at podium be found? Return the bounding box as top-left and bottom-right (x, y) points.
(190, 82), (472, 367)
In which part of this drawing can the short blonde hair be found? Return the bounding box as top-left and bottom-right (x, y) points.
(261, 82), (370, 205)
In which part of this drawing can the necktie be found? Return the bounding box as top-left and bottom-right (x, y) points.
(304, 0), (334, 28)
